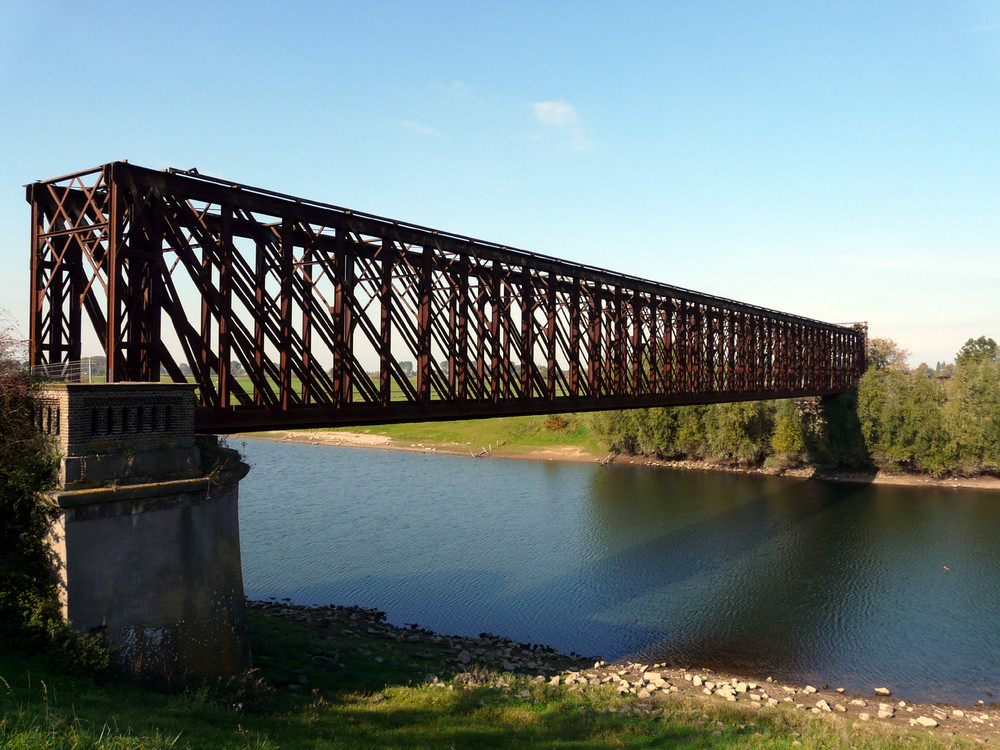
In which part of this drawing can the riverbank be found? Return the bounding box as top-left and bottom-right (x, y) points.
(1, 601), (991, 748)
(253, 600), (999, 745)
(236, 416), (1000, 492)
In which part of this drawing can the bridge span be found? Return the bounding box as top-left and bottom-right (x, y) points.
(28, 162), (866, 433)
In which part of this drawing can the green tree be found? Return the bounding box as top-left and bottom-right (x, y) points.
(674, 405), (710, 458)
(944, 357), (1000, 473)
(867, 337), (910, 372)
(587, 409), (642, 454)
(857, 369), (905, 468)
(857, 368), (949, 473)
(704, 401), (775, 465)
(771, 399), (805, 456)
(635, 407), (679, 457)
(955, 336), (999, 366)
(935, 362), (955, 379)
(905, 374), (950, 473)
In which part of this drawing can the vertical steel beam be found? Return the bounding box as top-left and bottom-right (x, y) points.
(49, 237), (66, 369)
(301, 232), (314, 405)
(501, 276), (513, 399)
(379, 240), (393, 407)
(545, 274), (556, 400)
(146, 193), (164, 381)
(489, 263), (502, 402)
(199, 208), (214, 399)
(661, 300), (673, 394)
(279, 219), (294, 411)
(343, 241), (357, 403)
(66, 227), (83, 368)
(568, 279), (580, 397)
(630, 292), (642, 395)
(417, 246), (433, 404)
(331, 231), (346, 407)
(253, 239), (266, 406)
(520, 266), (533, 399)
(648, 296), (658, 396)
(612, 290), (623, 396)
(588, 286), (602, 396)
(218, 204), (232, 407)
(28, 191), (44, 369)
(106, 174), (125, 383)
(676, 298), (687, 393)
(705, 307), (716, 392)
(473, 269), (492, 400)
(456, 257), (469, 401)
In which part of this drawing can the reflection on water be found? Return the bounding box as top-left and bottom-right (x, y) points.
(238, 438), (1000, 703)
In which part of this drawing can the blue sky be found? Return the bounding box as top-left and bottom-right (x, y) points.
(1, 1), (997, 366)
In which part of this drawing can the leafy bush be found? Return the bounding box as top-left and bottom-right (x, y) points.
(771, 398), (805, 457)
(0, 319), (112, 673)
(704, 401), (775, 465)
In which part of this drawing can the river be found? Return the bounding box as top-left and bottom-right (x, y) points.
(236, 437), (1000, 705)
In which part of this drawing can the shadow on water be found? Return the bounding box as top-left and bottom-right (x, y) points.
(569, 466), (1000, 703)
(524, 468), (876, 668)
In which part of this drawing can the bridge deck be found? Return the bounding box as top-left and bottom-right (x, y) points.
(27, 162), (866, 432)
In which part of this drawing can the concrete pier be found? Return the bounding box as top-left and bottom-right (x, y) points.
(39, 383), (251, 678)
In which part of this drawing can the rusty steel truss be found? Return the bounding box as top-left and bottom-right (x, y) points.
(27, 162), (866, 432)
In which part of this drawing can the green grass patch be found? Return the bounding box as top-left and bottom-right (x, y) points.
(0, 608), (979, 749)
(323, 413), (603, 457)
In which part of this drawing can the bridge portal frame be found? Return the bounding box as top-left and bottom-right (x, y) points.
(28, 162), (866, 433)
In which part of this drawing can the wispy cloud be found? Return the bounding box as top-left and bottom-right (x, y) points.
(400, 120), (446, 139)
(533, 99), (593, 150)
(431, 80), (472, 98)
(534, 100), (578, 126)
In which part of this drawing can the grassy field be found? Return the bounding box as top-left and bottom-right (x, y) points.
(0, 607), (978, 750)
(319, 412), (604, 457)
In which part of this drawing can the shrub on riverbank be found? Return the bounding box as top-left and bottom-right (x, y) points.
(589, 400), (791, 468)
(0, 320), (111, 673)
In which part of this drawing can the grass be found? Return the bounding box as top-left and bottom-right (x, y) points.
(319, 412), (605, 457)
(0, 608), (980, 750)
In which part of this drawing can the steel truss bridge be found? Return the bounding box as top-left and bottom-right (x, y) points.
(27, 162), (866, 433)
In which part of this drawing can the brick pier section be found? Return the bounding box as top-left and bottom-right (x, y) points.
(39, 383), (251, 678)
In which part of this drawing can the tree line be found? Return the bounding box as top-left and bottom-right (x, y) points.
(587, 336), (1000, 477)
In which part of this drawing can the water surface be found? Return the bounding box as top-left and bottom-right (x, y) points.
(237, 438), (1000, 704)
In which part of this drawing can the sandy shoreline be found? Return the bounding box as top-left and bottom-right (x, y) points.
(234, 428), (1000, 492)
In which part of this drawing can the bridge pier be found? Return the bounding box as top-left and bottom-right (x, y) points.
(39, 383), (251, 678)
